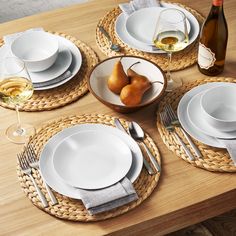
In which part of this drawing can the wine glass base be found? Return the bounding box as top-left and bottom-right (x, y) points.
(166, 77), (183, 92)
(5, 123), (35, 144)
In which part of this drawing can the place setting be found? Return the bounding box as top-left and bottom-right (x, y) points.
(96, 0), (205, 72)
(157, 77), (236, 172)
(16, 114), (161, 221)
(0, 28), (99, 111)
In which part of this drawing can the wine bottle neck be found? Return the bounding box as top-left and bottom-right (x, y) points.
(212, 0), (223, 6)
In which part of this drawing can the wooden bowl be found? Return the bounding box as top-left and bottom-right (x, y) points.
(88, 56), (167, 113)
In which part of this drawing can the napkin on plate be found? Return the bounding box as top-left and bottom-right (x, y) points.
(78, 177), (138, 215)
(219, 139), (236, 166)
(119, 0), (160, 16)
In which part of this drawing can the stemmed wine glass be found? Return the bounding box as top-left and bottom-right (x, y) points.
(0, 57), (35, 144)
(153, 8), (189, 91)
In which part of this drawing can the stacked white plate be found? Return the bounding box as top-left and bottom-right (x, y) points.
(177, 82), (236, 148)
(115, 2), (200, 53)
(0, 33), (82, 90)
(39, 124), (143, 199)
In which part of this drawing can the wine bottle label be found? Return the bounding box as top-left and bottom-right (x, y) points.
(212, 0), (223, 6)
(198, 43), (216, 69)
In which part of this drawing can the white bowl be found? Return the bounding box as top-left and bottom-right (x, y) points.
(88, 56), (167, 113)
(200, 85), (236, 132)
(11, 31), (59, 72)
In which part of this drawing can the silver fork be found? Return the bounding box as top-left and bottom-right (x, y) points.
(160, 111), (195, 161)
(26, 145), (58, 206)
(164, 104), (202, 159)
(17, 153), (48, 208)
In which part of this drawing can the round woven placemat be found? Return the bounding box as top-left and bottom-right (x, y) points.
(17, 114), (161, 221)
(0, 32), (99, 111)
(156, 77), (236, 172)
(95, 1), (205, 72)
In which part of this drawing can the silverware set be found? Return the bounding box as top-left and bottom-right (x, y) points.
(160, 104), (202, 161)
(18, 145), (58, 208)
(114, 118), (160, 175)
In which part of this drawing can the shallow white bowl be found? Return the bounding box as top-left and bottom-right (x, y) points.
(200, 85), (236, 132)
(11, 31), (59, 72)
(88, 56), (167, 113)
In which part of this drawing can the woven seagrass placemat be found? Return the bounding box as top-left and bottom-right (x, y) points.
(95, 1), (205, 72)
(17, 114), (161, 221)
(156, 77), (236, 172)
(0, 32), (99, 112)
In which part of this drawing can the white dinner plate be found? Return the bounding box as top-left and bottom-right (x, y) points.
(39, 124), (143, 199)
(178, 82), (236, 148)
(115, 2), (199, 53)
(126, 7), (191, 46)
(187, 90), (236, 140)
(30, 44), (72, 83)
(34, 34), (82, 90)
(52, 129), (133, 189)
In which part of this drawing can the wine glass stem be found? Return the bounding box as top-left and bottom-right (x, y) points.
(15, 105), (24, 135)
(167, 52), (172, 81)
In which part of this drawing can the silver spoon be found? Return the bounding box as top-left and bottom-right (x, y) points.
(98, 26), (121, 52)
(128, 121), (161, 173)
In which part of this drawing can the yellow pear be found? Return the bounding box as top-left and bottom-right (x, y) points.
(107, 60), (129, 94)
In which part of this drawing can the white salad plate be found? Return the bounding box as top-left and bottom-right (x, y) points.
(30, 44), (72, 83)
(187, 91), (236, 140)
(52, 129), (133, 189)
(177, 82), (236, 148)
(39, 124), (143, 199)
(115, 2), (199, 53)
(125, 7), (191, 46)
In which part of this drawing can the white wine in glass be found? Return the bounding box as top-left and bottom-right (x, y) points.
(0, 57), (35, 144)
(153, 9), (189, 91)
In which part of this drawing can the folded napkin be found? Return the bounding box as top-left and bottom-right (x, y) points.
(119, 0), (160, 16)
(78, 177), (138, 215)
(219, 139), (236, 166)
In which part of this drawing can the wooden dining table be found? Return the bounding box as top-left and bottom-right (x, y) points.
(0, 0), (236, 235)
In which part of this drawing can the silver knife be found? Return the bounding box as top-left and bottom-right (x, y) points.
(114, 118), (155, 175)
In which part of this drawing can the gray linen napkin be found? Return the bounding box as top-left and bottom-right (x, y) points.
(219, 139), (236, 166)
(78, 177), (138, 215)
(119, 0), (160, 16)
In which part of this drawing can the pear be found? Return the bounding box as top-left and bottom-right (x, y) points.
(107, 60), (129, 94)
(120, 72), (152, 106)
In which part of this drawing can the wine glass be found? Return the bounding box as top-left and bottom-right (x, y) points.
(153, 8), (189, 91)
(0, 57), (35, 144)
